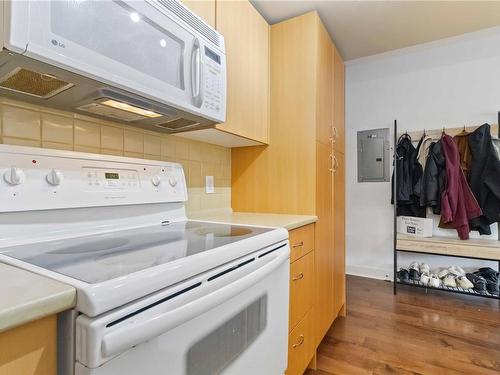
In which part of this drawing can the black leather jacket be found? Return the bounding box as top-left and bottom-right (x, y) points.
(392, 135), (425, 217)
(468, 124), (500, 235)
(420, 141), (446, 214)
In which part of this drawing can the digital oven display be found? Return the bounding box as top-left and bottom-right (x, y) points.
(105, 172), (120, 180)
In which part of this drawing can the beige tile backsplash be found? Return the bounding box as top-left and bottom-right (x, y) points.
(0, 97), (231, 213)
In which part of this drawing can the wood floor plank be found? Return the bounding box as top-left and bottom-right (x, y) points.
(307, 275), (500, 375)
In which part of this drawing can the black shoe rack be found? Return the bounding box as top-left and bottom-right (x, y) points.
(392, 116), (500, 300)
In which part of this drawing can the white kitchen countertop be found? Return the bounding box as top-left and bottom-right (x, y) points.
(0, 263), (76, 332)
(190, 210), (317, 230)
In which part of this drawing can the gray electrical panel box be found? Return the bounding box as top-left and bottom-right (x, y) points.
(357, 128), (390, 182)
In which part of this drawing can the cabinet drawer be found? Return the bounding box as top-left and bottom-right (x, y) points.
(289, 224), (315, 263)
(285, 310), (314, 375)
(289, 250), (314, 330)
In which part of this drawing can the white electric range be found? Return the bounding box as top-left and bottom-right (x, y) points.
(0, 145), (290, 375)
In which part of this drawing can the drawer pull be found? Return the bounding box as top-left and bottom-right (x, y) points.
(292, 272), (304, 281)
(292, 241), (304, 248)
(292, 334), (304, 349)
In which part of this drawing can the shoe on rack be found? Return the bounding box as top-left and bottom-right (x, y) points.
(420, 263), (430, 274)
(420, 272), (430, 285)
(486, 281), (499, 296)
(466, 273), (488, 295)
(448, 266), (465, 277)
(456, 275), (474, 290)
(437, 268), (449, 279)
(428, 274), (441, 288)
(408, 262), (420, 280)
(453, 265), (466, 276)
(475, 267), (499, 283)
(443, 274), (457, 288)
(397, 268), (410, 282)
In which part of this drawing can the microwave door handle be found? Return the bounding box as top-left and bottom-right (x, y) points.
(191, 39), (203, 108)
(101, 246), (289, 358)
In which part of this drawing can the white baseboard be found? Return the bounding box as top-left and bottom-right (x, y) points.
(346, 264), (393, 281)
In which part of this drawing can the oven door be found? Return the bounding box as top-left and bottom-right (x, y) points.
(74, 243), (289, 375)
(5, 0), (205, 115)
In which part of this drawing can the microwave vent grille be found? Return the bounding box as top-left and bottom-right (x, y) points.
(157, 0), (222, 47)
(0, 68), (74, 99)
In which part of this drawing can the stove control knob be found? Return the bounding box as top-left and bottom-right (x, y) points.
(46, 169), (63, 186)
(151, 175), (161, 187)
(168, 175), (178, 187)
(3, 167), (25, 186)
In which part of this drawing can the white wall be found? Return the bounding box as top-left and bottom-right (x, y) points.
(345, 27), (500, 280)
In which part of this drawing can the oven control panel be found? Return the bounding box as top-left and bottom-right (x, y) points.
(83, 168), (141, 191)
(0, 145), (188, 212)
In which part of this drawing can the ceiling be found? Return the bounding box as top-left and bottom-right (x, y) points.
(251, 1), (500, 61)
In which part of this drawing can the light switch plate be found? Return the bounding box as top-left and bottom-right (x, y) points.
(205, 175), (215, 194)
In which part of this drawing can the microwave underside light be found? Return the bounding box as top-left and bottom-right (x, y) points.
(0, 67), (74, 99)
(77, 99), (165, 122)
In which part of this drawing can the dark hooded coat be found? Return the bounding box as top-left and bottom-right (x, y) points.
(468, 124), (500, 235)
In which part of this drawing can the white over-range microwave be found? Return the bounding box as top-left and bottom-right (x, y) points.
(0, 0), (226, 133)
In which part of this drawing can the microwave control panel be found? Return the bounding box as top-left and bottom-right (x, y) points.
(203, 46), (224, 114)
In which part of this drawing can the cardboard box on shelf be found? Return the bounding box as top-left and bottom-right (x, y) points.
(397, 216), (433, 237)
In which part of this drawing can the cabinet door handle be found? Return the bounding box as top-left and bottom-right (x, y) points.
(333, 155), (339, 173)
(333, 126), (338, 142)
(292, 272), (304, 281)
(292, 241), (304, 248)
(292, 334), (305, 348)
(329, 154), (334, 172)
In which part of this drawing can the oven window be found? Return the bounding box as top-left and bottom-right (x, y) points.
(50, 1), (184, 89)
(186, 295), (268, 375)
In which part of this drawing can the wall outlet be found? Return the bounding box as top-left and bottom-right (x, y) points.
(205, 175), (215, 194)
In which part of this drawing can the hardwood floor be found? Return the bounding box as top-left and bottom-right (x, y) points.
(307, 275), (500, 375)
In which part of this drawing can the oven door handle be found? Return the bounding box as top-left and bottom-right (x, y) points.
(101, 247), (289, 358)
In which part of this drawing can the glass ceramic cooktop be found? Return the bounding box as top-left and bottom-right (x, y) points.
(0, 221), (272, 284)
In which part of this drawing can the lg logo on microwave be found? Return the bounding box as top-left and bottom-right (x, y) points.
(51, 39), (66, 49)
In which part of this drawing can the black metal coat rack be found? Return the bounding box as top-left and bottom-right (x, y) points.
(392, 115), (500, 300)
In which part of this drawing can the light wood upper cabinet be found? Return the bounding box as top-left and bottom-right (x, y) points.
(333, 46), (345, 153)
(178, 0), (270, 147)
(215, 0), (270, 144)
(181, 0), (215, 27)
(231, 12), (317, 213)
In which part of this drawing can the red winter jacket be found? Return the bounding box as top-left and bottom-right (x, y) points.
(440, 134), (482, 239)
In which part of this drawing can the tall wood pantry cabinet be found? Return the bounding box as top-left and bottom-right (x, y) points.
(231, 11), (346, 375)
